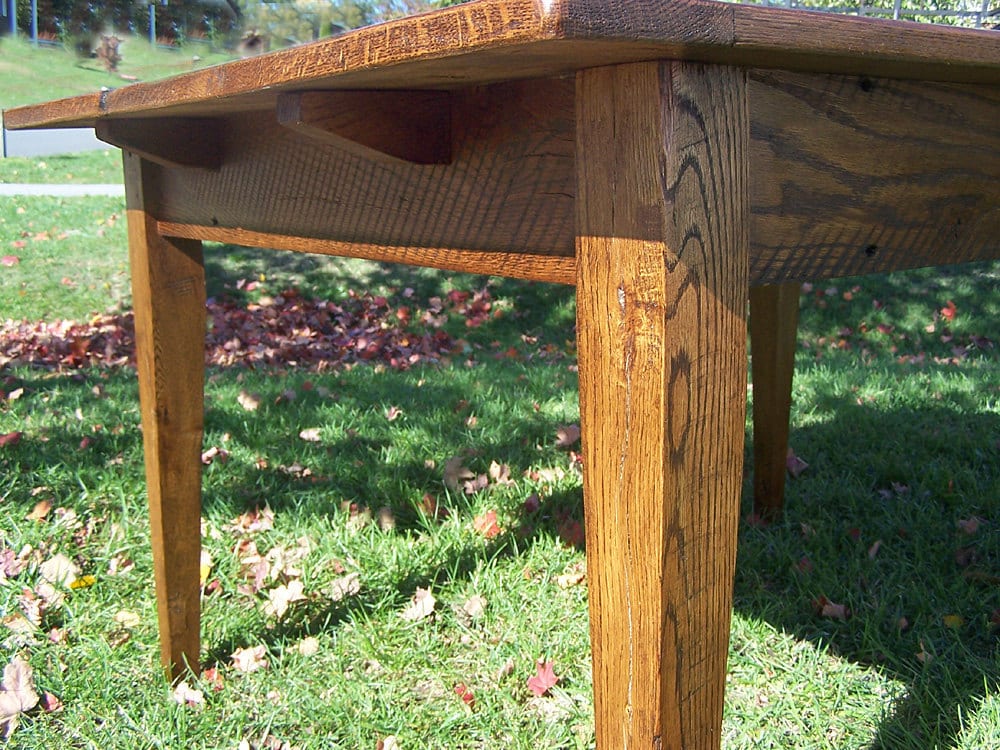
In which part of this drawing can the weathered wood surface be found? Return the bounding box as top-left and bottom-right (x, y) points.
(96, 118), (223, 170)
(125, 152), (206, 679)
(145, 79), (575, 261)
(749, 283), (801, 520)
(158, 222), (575, 284)
(276, 90), (452, 164)
(102, 72), (1000, 285)
(748, 70), (1000, 282)
(576, 60), (748, 748)
(5, 0), (999, 130)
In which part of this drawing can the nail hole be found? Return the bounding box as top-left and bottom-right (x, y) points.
(859, 77), (875, 93)
(211, 217), (219, 226)
(864, 244), (878, 257)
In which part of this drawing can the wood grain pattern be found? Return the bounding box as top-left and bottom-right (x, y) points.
(749, 70), (1000, 283)
(749, 283), (801, 520)
(71, 70), (1000, 287)
(158, 222), (575, 284)
(277, 90), (452, 164)
(146, 78), (575, 259)
(96, 118), (223, 170)
(125, 152), (206, 679)
(5, 0), (998, 130)
(576, 61), (748, 748)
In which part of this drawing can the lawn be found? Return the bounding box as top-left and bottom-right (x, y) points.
(1, 147), (999, 747)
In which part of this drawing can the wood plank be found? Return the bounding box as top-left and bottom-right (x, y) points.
(76, 71), (1000, 285)
(576, 60), (748, 748)
(125, 152), (206, 679)
(6, 0), (999, 130)
(144, 79), (575, 260)
(749, 70), (1000, 283)
(750, 283), (801, 520)
(277, 90), (451, 164)
(96, 118), (224, 170)
(158, 222), (575, 285)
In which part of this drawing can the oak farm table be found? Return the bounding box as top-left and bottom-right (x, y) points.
(5, 2), (1000, 747)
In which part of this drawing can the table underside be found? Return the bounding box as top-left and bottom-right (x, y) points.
(103, 69), (1000, 287)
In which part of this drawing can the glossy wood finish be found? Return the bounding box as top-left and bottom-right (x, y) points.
(749, 283), (801, 520)
(4, 1), (998, 746)
(576, 61), (748, 748)
(125, 152), (206, 679)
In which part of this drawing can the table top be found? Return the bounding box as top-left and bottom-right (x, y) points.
(5, 0), (999, 130)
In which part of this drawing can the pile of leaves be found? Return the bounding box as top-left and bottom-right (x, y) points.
(0, 287), (500, 372)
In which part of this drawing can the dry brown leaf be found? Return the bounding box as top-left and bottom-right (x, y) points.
(299, 427), (323, 442)
(38, 554), (79, 588)
(462, 595), (487, 620)
(237, 390), (261, 411)
(443, 456), (475, 491)
(329, 572), (361, 602)
(263, 580), (306, 620)
(231, 644), (269, 673)
(171, 680), (205, 708)
(0, 656), (39, 738)
(786, 447), (809, 478)
(555, 561), (587, 588)
(401, 587), (436, 622)
(25, 500), (52, 522)
(554, 424), (580, 448)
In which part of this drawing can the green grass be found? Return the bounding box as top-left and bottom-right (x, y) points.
(0, 151), (122, 185)
(0, 34), (235, 113)
(1, 162), (999, 745)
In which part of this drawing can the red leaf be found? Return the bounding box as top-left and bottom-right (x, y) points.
(453, 682), (475, 709)
(1, 255), (20, 267)
(0, 431), (23, 448)
(473, 510), (502, 539)
(526, 659), (559, 697)
(940, 300), (957, 322)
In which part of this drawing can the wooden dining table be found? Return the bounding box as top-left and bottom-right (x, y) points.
(5, 1), (999, 746)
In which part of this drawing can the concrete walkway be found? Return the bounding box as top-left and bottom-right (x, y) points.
(0, 183), (124, 197)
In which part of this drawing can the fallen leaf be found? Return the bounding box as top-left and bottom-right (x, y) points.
(201, 667), (225, 692)
(554, 424), (581, 448)
(786, 447), (809, 478)
(0, 432), (23, 448)
(114, 610), (141, 629)
(401, 587), (436, 622)
(943, 614), (965, 630)
(200, 550), (213, 587)
(1, 256), (20, 267)
(443, 456), (475, 491)
(0, 656), (39, 738)
(812, 596), (850, 621)
(473, 510), (502, 539)
(25, 499), (52, 522)
(39, 554), (79, 588)
(263, 580), (306, 620)
(957, 516), (983, 535)
(69, 574), (96, 590)
(226, 506), (275, 535)
(385, 405), (403, 421)
(526, 659), (559, 697)
(237, 390), (261, 411)
(462, 595), (487, 620)
(299, 427), (322, 442)
(915, 639), (933, 663)
(171, 680), (205, 708)
(555, 560), (587, 588)
(328, 572), (361, 602)
(230, 644), (269, 673)
(376, 736), (399, 750)
(454, 682), (475, 709)
(293, 636), (320, 657)
(39, 691), (62, 713)
(940, 300), (957, 322)
(867, 540), (882, 559)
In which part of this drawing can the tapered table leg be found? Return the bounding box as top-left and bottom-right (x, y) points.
(749, 283), (800, 520)
(576, 62), (749, 748)
(124, 152), (206, 679)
